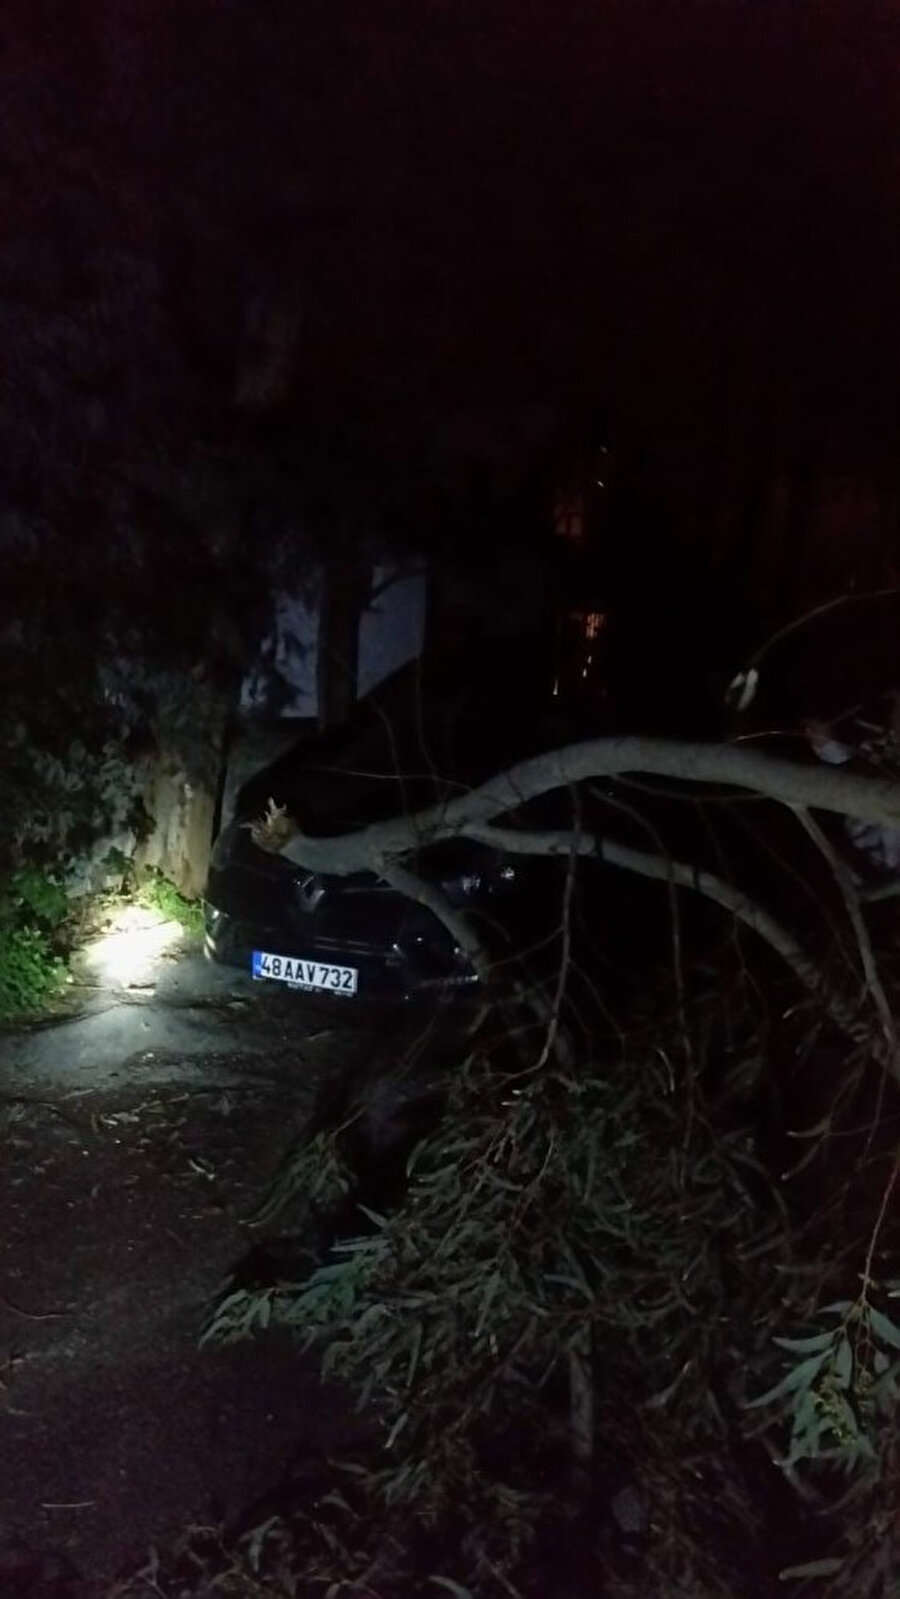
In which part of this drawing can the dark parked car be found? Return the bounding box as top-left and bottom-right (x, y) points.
(205, 829), (520, 1002)
(204, 679), (555, 1003)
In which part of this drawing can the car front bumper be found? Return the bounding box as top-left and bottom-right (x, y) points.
(203, 903), (479, 1003)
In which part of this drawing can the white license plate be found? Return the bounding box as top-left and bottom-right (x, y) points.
(251, 950), (358, 995)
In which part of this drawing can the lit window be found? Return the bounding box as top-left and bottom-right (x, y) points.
(553, 489), (586, 544)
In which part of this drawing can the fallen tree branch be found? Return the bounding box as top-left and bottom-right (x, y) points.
(398, 823), (883, 1063)
(249, 740), (900, 1066)
(375, 860), (493, 985)
(592, 836), (890, 1066)
(379, 862), (574, 1068)
(263, 738), (900, 877)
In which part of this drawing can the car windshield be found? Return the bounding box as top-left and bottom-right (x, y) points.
(236, 671), (589, 837)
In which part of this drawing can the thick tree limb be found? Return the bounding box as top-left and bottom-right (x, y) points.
(250, 738), (900, 1065)
(266, 738), (900, 876)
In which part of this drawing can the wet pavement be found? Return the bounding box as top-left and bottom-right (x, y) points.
(0, 936), (361, 1594)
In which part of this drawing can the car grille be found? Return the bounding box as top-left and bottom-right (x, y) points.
(310, 933), (404, 966)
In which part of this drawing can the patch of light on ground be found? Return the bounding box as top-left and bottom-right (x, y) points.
(80, 906), (183, 989)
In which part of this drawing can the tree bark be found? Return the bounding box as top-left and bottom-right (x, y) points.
(256, 737), (900, 878)
(248, 736), (900, 1066)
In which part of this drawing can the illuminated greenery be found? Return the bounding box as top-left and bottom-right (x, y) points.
(0, 868), (69, 1020)
(137, 868), (205, 936)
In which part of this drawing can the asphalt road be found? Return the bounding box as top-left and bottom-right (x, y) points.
(0, 939), (362, 1596)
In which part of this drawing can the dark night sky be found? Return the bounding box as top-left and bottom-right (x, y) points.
(3, 1), (899, 477)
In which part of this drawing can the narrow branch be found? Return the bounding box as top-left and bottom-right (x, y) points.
(791, 808), (899, 1072)
(568, 1325), (594, 1485)
(532, 792), (580, 1073)
(466, 821), (884, 1059)
(375, 862), (494, 986)
(739, 587), (900, 678)
(592, 835), (885, 1064)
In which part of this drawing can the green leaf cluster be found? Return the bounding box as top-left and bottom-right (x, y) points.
(204, 1035), (793, 1595)
(0, 922), (67, 1021)
(749, 1299), (900, 1469)
(744, 1290), (900, 1591)
(5, 864), (69, 928)
(0, 866), (69, 1020)
(137, 868), (205, 935)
